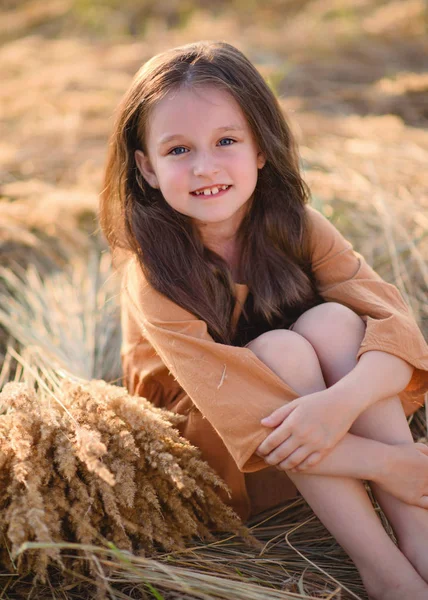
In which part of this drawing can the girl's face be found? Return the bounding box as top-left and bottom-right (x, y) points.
(135, 85), (266, 233)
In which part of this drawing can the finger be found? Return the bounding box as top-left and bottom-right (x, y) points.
(277, 446), (312, 471)
(290, 451), (322, 472)
(416, 442), (428, 456)
(263, 436), (300, 466)
(417, 496), (428, 510)
(260, 401), (297, 428)
(257, 425), (292, 457)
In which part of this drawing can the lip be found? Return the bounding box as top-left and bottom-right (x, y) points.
(190, 185), (232, 197)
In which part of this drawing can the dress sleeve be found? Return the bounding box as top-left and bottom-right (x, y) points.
(121, 257), (300, 474)
(120, 294), (184, 409)
(307, 205), (428, 405)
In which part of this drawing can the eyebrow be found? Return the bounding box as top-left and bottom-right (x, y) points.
(158, 125), (245, 147)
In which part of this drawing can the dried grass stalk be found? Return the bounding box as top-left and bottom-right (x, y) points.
(0, 378), (256, 586)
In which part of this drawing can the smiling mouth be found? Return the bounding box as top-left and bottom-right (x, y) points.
(190, 185), (232, 197)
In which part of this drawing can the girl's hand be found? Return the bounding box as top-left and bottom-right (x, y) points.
(256, 389), (359, 471)
(375, 442), (428, 509)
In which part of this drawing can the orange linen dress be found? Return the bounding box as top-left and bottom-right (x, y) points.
(120, 204), (428, 522)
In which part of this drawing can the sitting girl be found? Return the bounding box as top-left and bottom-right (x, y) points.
(99, 40), (428, 599)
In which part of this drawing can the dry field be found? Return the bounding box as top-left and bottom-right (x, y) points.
(0, 1), (427, 598)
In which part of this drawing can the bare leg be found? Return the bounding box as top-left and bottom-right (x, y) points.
(351, 396), (428, 583)
(308, 315), (428, 584)
(251, 336), (428, 600)
(286, 471), (428, 599)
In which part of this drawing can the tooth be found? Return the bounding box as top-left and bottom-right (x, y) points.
(194, 185), (228, 195)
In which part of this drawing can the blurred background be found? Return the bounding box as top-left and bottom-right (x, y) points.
(0, 0), (427, 384)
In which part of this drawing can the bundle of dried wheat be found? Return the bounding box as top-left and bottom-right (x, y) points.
(0, 378), (253, 585)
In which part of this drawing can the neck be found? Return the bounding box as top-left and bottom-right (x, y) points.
(193, 203), (250, 283)
(195, 202), (247, 253)
(198, 219), (238, 249)
(215, 239), (244, 283)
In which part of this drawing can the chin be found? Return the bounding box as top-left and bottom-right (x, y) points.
(195, 211), (238, 224)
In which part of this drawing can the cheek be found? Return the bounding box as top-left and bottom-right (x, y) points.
(163, 163), (188, 188)
(236, 150), (259, 172)
(237, 158), (259, 189)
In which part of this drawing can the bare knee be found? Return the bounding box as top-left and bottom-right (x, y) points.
(247, 329), (326, 395)
(292, 302), (366, 349)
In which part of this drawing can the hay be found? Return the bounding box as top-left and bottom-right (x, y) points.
(0, 376), (253, 590)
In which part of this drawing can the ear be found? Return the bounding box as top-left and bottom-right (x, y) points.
(257, 151), (266, 170)
(135, 150), (159, 189)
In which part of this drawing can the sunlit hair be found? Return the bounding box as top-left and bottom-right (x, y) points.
(99, 40), (324, 345)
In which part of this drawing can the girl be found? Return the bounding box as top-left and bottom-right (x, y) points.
(99, 40), (428, 599)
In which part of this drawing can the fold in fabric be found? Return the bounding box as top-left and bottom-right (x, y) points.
(121, 205), (428, 474)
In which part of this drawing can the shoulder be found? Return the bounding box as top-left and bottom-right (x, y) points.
(121, 255), (197, 324)
(304, 204), (353, 268)
(121, 256), (151, 309)
(121, 255), (150, 294)
(304, 203), (341, 236)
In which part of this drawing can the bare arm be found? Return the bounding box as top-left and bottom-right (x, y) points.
(328, 349), (414, 415)
(257, 349), (415, 472)
(285, 431), (392, 480)
(280, 429), (428, 509)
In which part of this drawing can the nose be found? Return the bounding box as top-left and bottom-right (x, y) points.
(192, 151), (220, 177)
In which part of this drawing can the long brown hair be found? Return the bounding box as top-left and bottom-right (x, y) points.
(99, 40), (323, 345)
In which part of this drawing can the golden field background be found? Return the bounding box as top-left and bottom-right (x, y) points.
(0, 1), (427, 598)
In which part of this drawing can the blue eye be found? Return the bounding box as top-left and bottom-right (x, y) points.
(169, 146), (187, 156)
(219, 138), (235, 146)
(168, 138), (236, 156)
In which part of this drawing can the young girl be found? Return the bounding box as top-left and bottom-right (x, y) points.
(99, 40), (428, 599)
